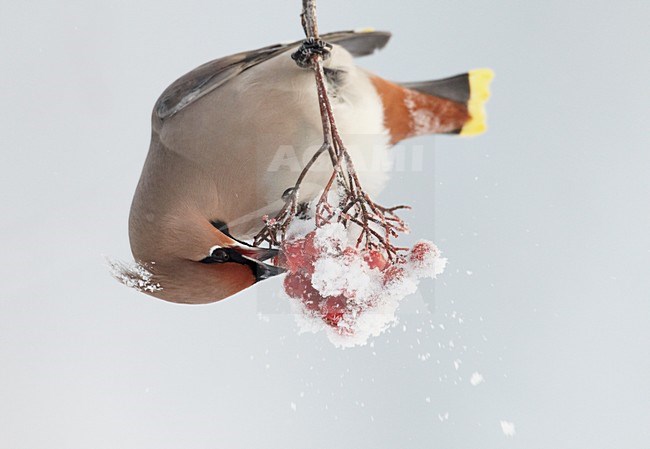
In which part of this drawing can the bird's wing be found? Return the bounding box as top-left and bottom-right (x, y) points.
(155, 30), (391, 120)
(321, 29), (391, 57)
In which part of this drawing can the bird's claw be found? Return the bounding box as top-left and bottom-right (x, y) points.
(291, 38), (332, 68)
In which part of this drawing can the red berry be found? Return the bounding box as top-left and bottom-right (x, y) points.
(283, 271), (306, 298)
(281, 240), (305, 272)
(320, 295), (348, 328)
(363, 250), (388, 271)
(409, 241), (438, 267)
(382, 264), (405, 285)
(284, 272), (321, 311)
(303, 232), (319, 262)
(280, 232), (321, 274)
(342, 246), (359, 258)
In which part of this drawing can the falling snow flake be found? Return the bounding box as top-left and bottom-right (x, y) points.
(500, 420), (516, 437)
(470, 372), (484, 386)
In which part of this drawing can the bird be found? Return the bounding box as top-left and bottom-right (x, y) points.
(121, 29), (493, 304)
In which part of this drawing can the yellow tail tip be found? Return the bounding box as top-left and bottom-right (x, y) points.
(461, 68), (494, 136)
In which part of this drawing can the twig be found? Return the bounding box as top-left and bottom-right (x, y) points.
(254, 0), (410, 261)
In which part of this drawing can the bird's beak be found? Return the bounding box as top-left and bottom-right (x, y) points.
(232, 245), (285, 281)
(248, 258), (286, 281)
(204, 242), (284, 282)
(235, 246), (279, 262)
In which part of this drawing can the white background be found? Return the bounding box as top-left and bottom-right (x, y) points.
(1, 0), (649, 448)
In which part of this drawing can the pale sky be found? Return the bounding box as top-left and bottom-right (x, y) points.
(1, 1), (649, 448)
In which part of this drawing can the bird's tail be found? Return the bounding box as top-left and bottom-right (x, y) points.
(400, 68), (494, 136)
(371, 69), (494, 143)
(463, 69), (495, 135)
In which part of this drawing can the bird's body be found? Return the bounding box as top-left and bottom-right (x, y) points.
(124, 30), (493, 304)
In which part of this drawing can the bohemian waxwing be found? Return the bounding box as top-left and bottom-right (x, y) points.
(124, 30), (493, 304)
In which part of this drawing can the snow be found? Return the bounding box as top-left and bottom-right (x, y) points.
(282, 221), (447, 348)
(500, 420), (516, 437)
(470, 372), (484, 386)
(107, 259), (161, 293)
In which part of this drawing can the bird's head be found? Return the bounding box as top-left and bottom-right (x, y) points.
(117, 225), (283, 304)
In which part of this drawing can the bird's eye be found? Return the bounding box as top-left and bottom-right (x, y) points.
(201, 247), (257, 265)
(206, 248), (231, 263)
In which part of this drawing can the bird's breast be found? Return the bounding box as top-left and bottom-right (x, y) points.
(155, 54), (391, 239)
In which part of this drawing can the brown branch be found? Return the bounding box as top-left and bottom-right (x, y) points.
(254, 0), (410, 261)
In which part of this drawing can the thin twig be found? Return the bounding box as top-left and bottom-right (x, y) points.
(254, 0), (410, 261)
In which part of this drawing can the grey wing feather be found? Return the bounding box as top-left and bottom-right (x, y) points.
(155, 44), (286, 119)
(321, 30), (391, 57)
(155, 30), (391, 120)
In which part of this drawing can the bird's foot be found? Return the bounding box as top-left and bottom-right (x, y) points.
(291, 37), (332, 69)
